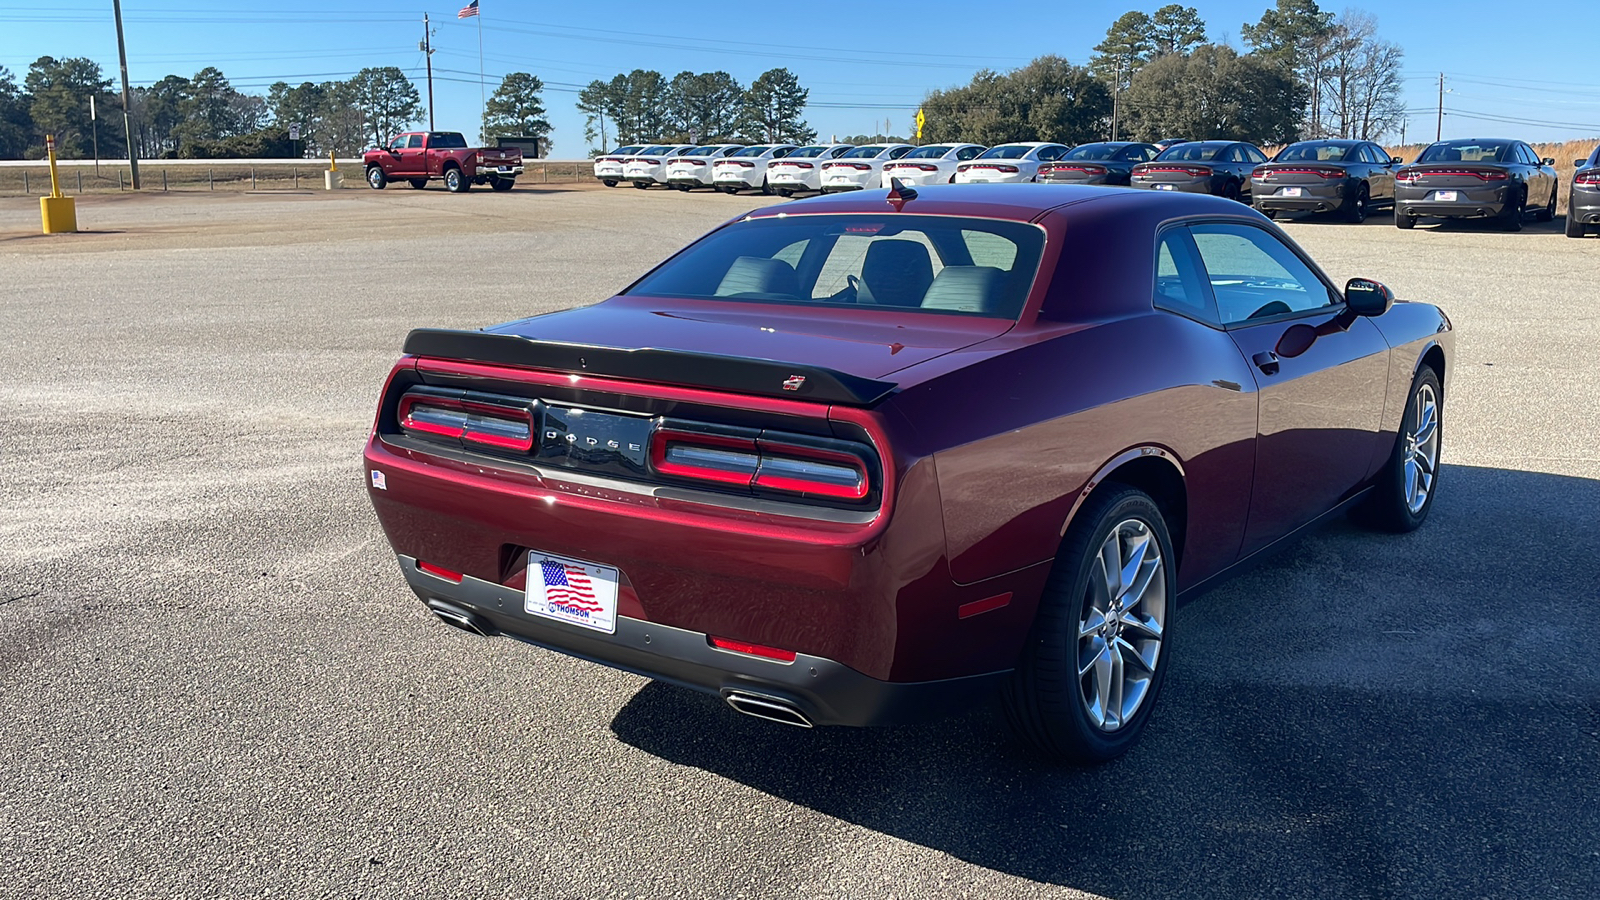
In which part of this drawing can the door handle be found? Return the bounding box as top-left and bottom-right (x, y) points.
(1252, 351), (1281, 375)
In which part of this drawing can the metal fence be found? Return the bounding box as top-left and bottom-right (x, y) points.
(0, 159), (599, 194)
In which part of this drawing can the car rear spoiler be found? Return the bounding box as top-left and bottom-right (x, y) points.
(401, 328), (899, 406)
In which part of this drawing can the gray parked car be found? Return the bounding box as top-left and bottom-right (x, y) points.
(1251, 139), (1401, 223)
(1568, 144), (1600, 238)
(1130, 141), (1268, 202)
(1036, 142), (1160, 186)
(1394, 138), (1558, 232)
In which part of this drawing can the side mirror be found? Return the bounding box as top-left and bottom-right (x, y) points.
(1577, 160), (1588, 168)
(1391, 156), (1404, 165)
(1543, 158), (1556, 167)
(1345, 278), (1394, 317)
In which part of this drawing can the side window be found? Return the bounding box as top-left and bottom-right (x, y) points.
(1037, 145), (1065, 161)
(772, 240), (807, 268)
(406, 134), (425, 149)
(1246, 146), (1268, 164)
(1153, 229), (1216, 324)
(1221, 145), (1244, 163)
(390, 135), (409, 150)
(889, 146), (912, 159)
(830, 146), (851, 158)
(773, 147), (792, 159)
(962, 230), (1017, 269)
(1188, 223), (1339, 325)
(956, 146), (982, 161)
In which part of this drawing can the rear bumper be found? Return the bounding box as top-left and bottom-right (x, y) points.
(1570, 188), (1600, 224)
(1252, 182), (1348, 212)
(1131, 179), (1212, 194)
(477, 165), (523, 177)
(666, 175), (713, 186)
(1038, 174), (1116, 186)
(1396, 186), (1509, 219)
(398, 554), (1011, 727)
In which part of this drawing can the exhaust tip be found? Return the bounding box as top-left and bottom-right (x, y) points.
(426, 599), (495, 637)
(722, 690), (814, 728)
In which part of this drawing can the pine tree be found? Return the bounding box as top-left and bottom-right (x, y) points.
(741, 68), (814, 144)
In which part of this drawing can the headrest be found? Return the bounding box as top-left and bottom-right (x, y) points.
(920, 266), (1007, 315)
(714, 256), (799, 298)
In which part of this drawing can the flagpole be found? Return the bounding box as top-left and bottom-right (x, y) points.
(476, 10), (486, 135)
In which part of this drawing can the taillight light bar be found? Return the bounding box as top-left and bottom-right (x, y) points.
(397, 391), (535, 453)
(1043, 164), (1105, 174)
(1398, 168), (1508, 182)
(1577, 171), (1600, 186)
(1140, 165), (1210, 177)
(1260, 167), (1344, 179)
(649, 429), (870, 501)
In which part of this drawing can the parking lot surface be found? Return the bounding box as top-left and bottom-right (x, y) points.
(2, 187), (1597, 899)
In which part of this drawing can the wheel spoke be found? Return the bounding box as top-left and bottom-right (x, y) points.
(1098, 533), (1123, 599)
(1079, 608), (1107, 640)
(1079, 636), (1109, 677)
(1106, 642), (1126, 728)
(1118, 531), (1150, 601)
(1404, 458), (1419, 502)
(1115, 636), (1157, 673)
(1121, 614), (1163, 641)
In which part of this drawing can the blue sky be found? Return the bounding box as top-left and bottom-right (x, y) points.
(3, 0), (1597, 154)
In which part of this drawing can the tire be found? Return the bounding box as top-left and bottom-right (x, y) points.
(1499, 189), (1524, 232)
(674, 183), (691, 192)
(632, 181), (649, 190)
(1357, 367), (1443, 533)
(725, 186), (740, 194)
(1220, 180), (1242, 203)
(760, 177), (772, 196)
(776, 188), (792, 198)
(603, 179), (618, 188)
(444, 166), (470, 193)
(408, 178), (428, 190)
(490, 177), (514, 192)
(1343, 184), (1370, 223)
(1004, 486), (1176, 765)
(365, 166), (387, 190)
(1261, 208), (1279, 220)
(1567, 211), (1586, 238)
(1395, 207), (1415, 229)
(1535, 185), (1556, 222)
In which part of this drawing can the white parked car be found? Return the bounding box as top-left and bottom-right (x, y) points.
(820, 144), (914, 192)
(624, 144), (696, 189)
(953, 142), (1072, 184)
(879, 143), (987, 187)
(711, 145), (798, 193)
(593, 146), (643, 187)
(664, 144), (745, 190)
(766, 144), (855, 195)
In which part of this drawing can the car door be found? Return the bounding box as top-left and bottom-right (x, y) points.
(379, 134), (409, 177)
(1186, 221), (1391, 556)
(1363, 144), (1393, 201)
(1526, 143), (1556, 207)
(395, 134), (427, 177)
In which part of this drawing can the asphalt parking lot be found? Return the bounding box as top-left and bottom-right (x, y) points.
(2, 185), (1597, 900)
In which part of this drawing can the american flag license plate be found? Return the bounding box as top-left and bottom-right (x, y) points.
(525, 552), (621, 634)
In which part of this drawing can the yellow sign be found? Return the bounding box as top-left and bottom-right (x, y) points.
(915, 108), (926, 141)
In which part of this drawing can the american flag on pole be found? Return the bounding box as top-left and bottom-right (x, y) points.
(540, 559), (601, 611)
(458, 0), (479, 18)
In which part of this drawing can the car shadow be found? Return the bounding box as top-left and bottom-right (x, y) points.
(610, 464), (1600, 898)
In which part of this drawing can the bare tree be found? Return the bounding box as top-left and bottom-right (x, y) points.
(1320, 11), (1405, 140)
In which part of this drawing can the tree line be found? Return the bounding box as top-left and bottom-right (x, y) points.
(924, 0), (1403, 148)
(0, 58), (553, 160)
(576, 68), (814, 150)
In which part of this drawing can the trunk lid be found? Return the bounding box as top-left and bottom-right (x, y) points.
(479, 296), (1012, 383)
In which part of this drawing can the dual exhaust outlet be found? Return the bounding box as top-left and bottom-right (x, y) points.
(427, 599), (815, 729)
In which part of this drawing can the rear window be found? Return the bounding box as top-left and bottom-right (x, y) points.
(1158, 142), (1227, 161)
(734, 146), (773, 157)
(979, 145), (1032, 160)
(626, 215), (1045, 319)
(1418, 141), (1511, 163)
(638, 145), (672, 155)
(1276, 142), (1355, 162)
(613, 146), (642, 155)
(683, 146), (718, 156)
(903, 145), (954, 159)
(1062, 144), (1121, 161)
(787, 146), (829, 158)
(842, 146), (888, 159)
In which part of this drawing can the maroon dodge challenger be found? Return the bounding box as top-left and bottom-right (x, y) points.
(364, 183), (1451, 763)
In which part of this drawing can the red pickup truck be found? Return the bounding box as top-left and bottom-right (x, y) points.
(363, 131), (524, 193)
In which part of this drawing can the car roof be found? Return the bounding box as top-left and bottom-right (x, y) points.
(740, 182), (1240, 223)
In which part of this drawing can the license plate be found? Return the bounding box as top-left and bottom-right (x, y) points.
(525, 552), (621, 634)
(1436, 190), (1458, 201)
(1154, 183), (1174, 191)
(497, 166), (512, 173)
(1281, 186), (1303, 197)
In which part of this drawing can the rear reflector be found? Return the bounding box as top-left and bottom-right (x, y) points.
(709, 636), (797, 662)
(958, 592), (1013, 619)
(417, 561), (464, 583)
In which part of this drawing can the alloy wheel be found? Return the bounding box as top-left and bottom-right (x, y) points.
(1077, 518), (1167, 732)
(1404, 383), (1440, 513)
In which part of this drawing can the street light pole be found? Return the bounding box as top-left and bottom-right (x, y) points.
(422, 14), (435, 131)
(112, 0), (140, 189)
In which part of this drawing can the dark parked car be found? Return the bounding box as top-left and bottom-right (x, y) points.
(365, 185), (1451, 764)
(1131, 141), (1268, 202)
(1251, 139), (1401, 223)
(1394, 138), (1558, 231)
(1037, 142), (1161, 186)
(1568, 144), (1600, 238)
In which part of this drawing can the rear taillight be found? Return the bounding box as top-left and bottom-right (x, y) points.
(649, 428), (870, 501)
(1401, 168), (1508, 182)
(793, 162), (815, 169)
(1252, 167), (1268, 179)
(1045, 164), (1105, 175)
(398, 390), (535, 452)
(1577, 171), (1600, 185)
(1266, 167), (1344, 179)
(1141, 165), (1210, 177)
(1395, 169), (1419, 184)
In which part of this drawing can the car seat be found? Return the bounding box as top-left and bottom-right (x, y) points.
(920, 266), (1006, 315)
(857, 240), (934, 307)
(714, 256), (800, 298)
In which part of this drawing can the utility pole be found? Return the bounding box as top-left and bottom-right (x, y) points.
(1436, 73), (1444, 142)
(112, 0), (139, 189)
(421, 14), (435, 131)
(90, 94), (100, 175)
(1112, 58), (1122, 142)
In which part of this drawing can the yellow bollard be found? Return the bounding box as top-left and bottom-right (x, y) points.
(324, 151), (344, 190)
(39, 133), (78, 234)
